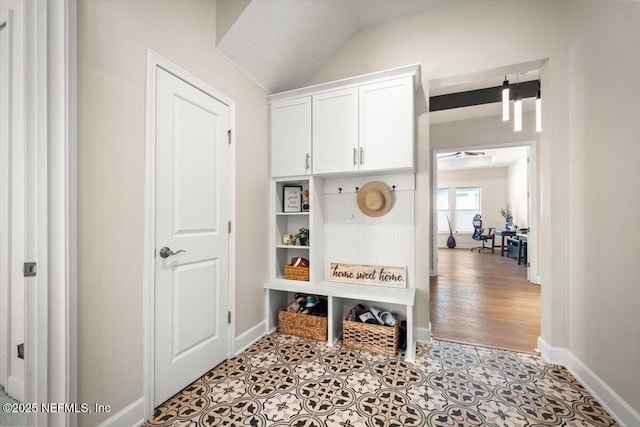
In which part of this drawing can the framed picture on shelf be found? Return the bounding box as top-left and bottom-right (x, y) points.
(283, 185), (303, 212)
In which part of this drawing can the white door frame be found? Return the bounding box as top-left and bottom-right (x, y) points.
(430, 140), (539, 284)
(23, 0), (77, 425)
(0, 9), (13, 394)
(143, 49), (236, 417)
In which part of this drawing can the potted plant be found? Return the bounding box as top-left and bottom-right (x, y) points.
(445, 215), (456, 248)
(294, 227), (309, 246)
(499, 204), (513, 229)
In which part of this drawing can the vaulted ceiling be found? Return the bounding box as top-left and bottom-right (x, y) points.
(216, 0), (459, 94)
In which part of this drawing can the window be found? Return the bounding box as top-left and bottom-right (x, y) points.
(437, 188), (450, 232)
(455, 187), (481, 232)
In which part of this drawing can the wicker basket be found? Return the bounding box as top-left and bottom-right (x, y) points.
(279, 309), (327, 340)
(343, 311), (399, 356)
(284, 264), (309, 281)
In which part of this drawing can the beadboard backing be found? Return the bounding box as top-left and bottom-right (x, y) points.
(323, 175), (415, 287)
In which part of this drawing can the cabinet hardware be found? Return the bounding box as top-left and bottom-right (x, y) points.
(360, 147), (364, 164)
(353, 148), (357, 166)
(305, 153), (310, 170)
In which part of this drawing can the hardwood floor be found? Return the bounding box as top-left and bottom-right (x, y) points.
(430, 248), (541, 353)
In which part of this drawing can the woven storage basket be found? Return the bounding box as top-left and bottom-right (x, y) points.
(284, 264), (309, 281)
(279, 309), (327, 340)
(343, 312), (399, 356)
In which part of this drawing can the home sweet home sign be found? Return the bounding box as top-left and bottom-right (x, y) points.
(329, 263), (406, 288)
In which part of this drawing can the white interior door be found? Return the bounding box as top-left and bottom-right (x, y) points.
(154, 67), (230, 406)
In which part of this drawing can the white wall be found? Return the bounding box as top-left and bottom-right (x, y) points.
(77, 0), (268, 425)
(508, 156), (529, 228)
(437, 167), (508, 248)
(566, 0), (640, 416)
(309, 0), (569, 346)
(0, 0), (25, 401)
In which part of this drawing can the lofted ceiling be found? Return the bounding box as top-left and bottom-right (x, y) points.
(217, 0), (459, 94)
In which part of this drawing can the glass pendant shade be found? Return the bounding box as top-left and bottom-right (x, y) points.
(514, 94), (522, 132)
(502, 78), (510, 121)
(535, 88), (542, 132)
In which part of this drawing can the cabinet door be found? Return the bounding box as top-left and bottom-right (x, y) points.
(271, 97), (311, 177)
(312, 87), (359, 175)
(359, 76), (414, 172)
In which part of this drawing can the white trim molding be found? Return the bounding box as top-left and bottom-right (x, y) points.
(536, 336), (569, 366)
(96, 397), (145, 427)
(414, 327), (431, 344)
(538, 337), (640, 427)
(7, 375), (23, 403)
(21, 0), (77, 425)
(0, 9), (13, 393)
(143, 49), (237, 419)
(234, 321), (266, 356)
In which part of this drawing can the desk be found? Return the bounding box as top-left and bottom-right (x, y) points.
(494, 229), (516, 256)
(506, 236), (528, 265)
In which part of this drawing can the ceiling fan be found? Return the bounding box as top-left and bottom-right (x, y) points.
(438, 151), (486, 159)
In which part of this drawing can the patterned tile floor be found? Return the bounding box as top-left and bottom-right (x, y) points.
(144, 333), (618, 426)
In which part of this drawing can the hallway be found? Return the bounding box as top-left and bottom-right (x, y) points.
(430, 248), (540, 353)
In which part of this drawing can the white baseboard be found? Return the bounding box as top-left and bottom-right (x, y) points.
(536, 336), (569, 365)
(537, 337), (640, 427)
(414, 327), (431, 344)
(96, 397), (144, 427)
(7, 375), (23, 402)
(234, 321), (266, 356)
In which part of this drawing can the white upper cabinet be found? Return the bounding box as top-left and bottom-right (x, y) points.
(359, 76), (414, 172)
(312, 87), (359, 175)
(269, 64), (420, 177)
(271, 96), (312, 177)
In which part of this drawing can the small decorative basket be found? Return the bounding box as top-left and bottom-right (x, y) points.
(284, 265), (309, 281)
(278, 309), (327, 340)
(343, 311), (399, 356)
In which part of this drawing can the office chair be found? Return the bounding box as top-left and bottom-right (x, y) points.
(471, 214), (495, 253)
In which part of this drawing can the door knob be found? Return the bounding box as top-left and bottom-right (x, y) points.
(159, 247), (186, 259)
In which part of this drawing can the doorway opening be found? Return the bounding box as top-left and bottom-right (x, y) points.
(428, 65), (543, 353)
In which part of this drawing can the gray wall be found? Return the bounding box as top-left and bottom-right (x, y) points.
(566, 0), (640, 412)
(77, 0), (268, 424)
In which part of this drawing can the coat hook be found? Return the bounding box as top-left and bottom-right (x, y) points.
(338, 187), (342, 194)
(355, 186), (359, 193)
(392, 185), (396, 192)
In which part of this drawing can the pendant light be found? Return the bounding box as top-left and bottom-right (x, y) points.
(535, 76), (542, 132)
(514, 77), (522, 132)
(502, 76), (510, 121)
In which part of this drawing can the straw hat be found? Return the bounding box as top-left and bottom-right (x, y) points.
(357, 181), (392, 217)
